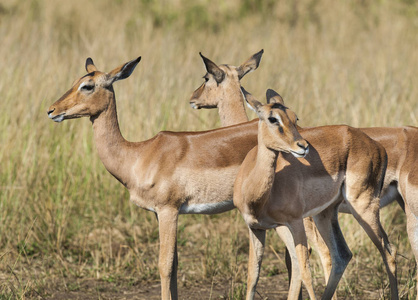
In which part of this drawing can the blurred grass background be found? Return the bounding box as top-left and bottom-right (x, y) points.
(0, 0), (417, 298)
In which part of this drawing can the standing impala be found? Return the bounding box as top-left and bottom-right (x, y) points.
(190, 50), (264, 127)
(190, 53), (399, 299)
(233, 90), (315, 299)
(48, 56), (396, 299)
(192, 49), (307, 298)
(48, 56), (262, 299)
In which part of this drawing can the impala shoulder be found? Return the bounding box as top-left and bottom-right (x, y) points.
(347, 126), (387, 158)
(402, 126), (418, 138)
(400, 126), (418, 151)
(146, 131), (190, 157)
(152, 130), (188, 143)
(339, 124), (357, 135)
(343, 125), (372, 141)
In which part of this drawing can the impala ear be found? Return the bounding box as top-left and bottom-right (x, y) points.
(199, 52), (225, 84)
(266, 89), (284, 105)
(85, 57), (97, 73)
(237, 49), (264, 80)
(241, 87), (263, 114)
(107, 56), (141, 85)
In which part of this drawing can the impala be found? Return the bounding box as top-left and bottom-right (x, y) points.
(190, 53), (398, 299)
(46, 56), (302, 299)
(190, 49), (263, 127)
(233, 89), (314, 299)
(192, 49), (308, 298)
(47, 56), (396, 299)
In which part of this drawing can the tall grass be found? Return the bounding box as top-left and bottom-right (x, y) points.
(0, 0), (417, 298)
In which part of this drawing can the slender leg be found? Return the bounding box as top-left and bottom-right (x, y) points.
(344, 149), (398, 299)
(304, 217), (335, 299)
(288, 220), (317, 300)
(276, 226), (303, 300)
(404, 202), (418, 300)
(399, 169), (418, 299)
(157, 207), (179, 300)
(346, 192), (398, 299)
(171, 242), (178, 299)
(395, 196), (405, 212)
(285, 248), (304, 300)
(313, 203), (352, 300)
(246, 227), (266, 300)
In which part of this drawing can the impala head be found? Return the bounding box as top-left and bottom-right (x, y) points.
(190, 50), (263, 109)
(243, 88), (309, 158)
(47, 56), (141, 122)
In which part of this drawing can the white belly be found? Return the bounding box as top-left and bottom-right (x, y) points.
(179, 200), (234, 214)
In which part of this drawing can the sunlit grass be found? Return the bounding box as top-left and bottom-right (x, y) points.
(0, 0), (417, 298)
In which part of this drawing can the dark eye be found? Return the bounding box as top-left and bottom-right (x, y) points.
(268, 117), (278, 124)
(81, 84), (94, 91)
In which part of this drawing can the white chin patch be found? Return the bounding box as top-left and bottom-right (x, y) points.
(190, 103), (199, 109)
(49, 114), (65, 122)
(291, 148), (309, 158)
(291, 152), (304, 158)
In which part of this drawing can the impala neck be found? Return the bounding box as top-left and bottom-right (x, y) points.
(249, 133), (279, 204)
(256, 143), (278, 186)
(217, 88), (248, 126)
(90, 89), (132, 187)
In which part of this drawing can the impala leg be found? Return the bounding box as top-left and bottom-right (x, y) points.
(171, 241), (178, 298)
(157, 207), (179, 300)
(284, 249), (303, 300)
(246, 227), (266, 300)
(399, 171), (418, 299)
(312, 204), (352, 300)
(288, 220), (317, 300)
(404, 202), (418, 300)
(347, 192), (398, 299)
(276, 226), (303, 300)
(304, 217), (336, 299)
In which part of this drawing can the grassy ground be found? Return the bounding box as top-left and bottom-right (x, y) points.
(1, 0), (418, 299)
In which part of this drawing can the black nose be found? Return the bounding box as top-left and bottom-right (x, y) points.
(297, 142), (308, 150)
(47, 108), (55, 115)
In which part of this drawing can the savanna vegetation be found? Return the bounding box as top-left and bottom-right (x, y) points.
(1, 0), (418, 299)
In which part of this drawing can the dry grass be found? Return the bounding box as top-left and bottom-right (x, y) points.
(0, 0), (417, 299)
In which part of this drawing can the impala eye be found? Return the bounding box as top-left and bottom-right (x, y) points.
(81, 84), (94, 91)
(78, 81), (95, 92)
(268, 117), (278, 124)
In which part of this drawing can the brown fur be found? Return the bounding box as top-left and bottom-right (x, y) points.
(47, 57), (264, 300)
(190, 53), (399, 299)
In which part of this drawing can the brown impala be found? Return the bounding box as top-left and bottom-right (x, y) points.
(190, 52), (399, 299)
(48, 56), (395, 299)
(233, 89), (317, 300)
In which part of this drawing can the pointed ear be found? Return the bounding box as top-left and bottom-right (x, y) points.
(266, 88), (284, 105)
(85, 57), (97, 73)
(241, 87), (263, 114)
(107, 56), (141, 85)
(237, 49), (264, 80)
(199, 52), (225, 84)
